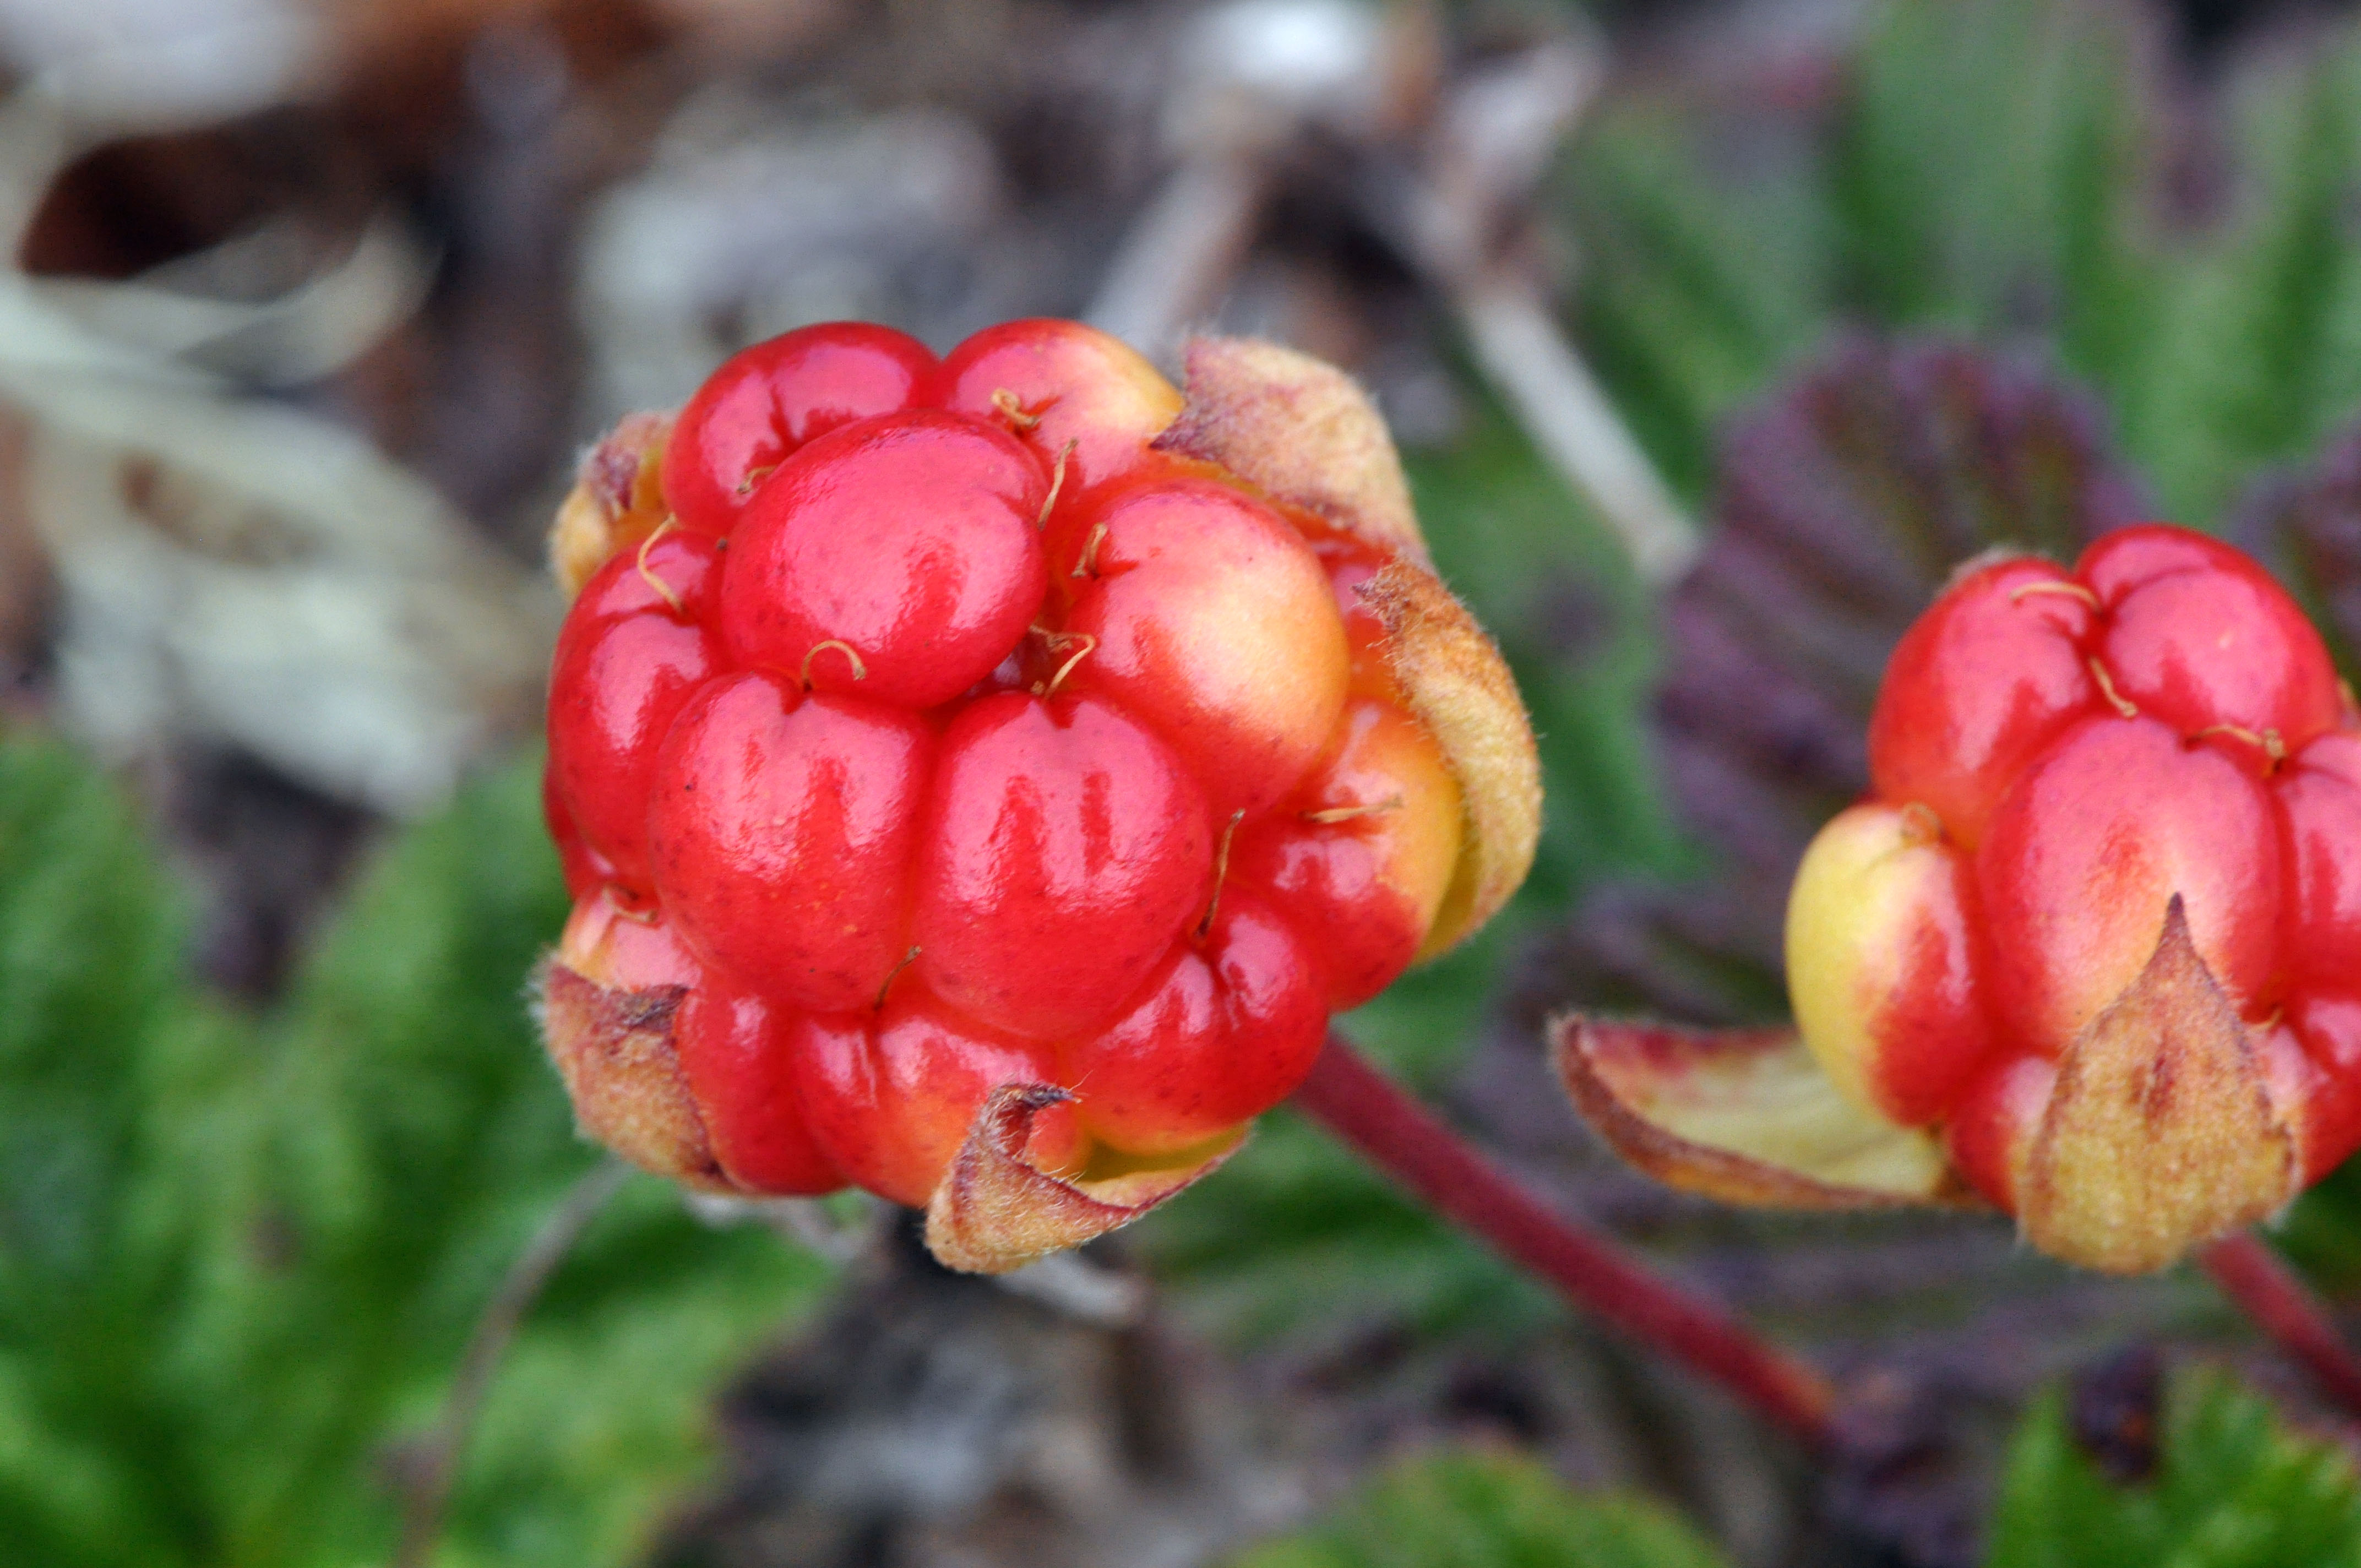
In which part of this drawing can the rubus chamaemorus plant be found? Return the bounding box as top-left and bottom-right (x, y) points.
(536, 319), (1538, 1271)
(1562, 524), (2361, 1273)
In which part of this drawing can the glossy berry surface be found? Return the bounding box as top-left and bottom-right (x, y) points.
(545, 319), (1472, 1207)
(1788, 525), (2361, 1211)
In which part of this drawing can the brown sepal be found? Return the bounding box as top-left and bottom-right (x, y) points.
(1159, 335), (1540, 953)
(1361, 562), (1542, 952)
(1553, 1014), (1973, 1209)
(924, 1085), (1242, 1275)
(550, 411), (673, 600)
(1154, 336), (1432, 568)
(534, 956), (735, 1193)
(2021, 897), (2298, 1275)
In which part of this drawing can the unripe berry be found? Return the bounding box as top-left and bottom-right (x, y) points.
(1865, 557), (2097, 850)
(795, 994), (1080, 1207)
(547, 532), (726, 892)
(1974, 715), (2279, 1059)
(933, 319), (1184, 495)
(537, 320), (1540, 1270)
(1232, 699), (1465, 1009)
(674, 975), (841, 1196)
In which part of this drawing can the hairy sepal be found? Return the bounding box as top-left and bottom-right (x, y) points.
(1552, 1015), (1967, 1208)
(924, 1084), (1242, 1274)
(1154, 336), (1430, 567)
(551, 411), (672, 599)
(2020, 898), (2298, 1274)
(535, 956), (733, 1191)
(1362, 564), (1541, 952)
(1156, 335), (1537, 956)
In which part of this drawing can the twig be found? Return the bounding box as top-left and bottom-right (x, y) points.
(1449, 279), (1699, 584)
(681, 1188), (885, 1266)
(1292, 1032), (1835, 1445)
(1374, 36), (1700, 586)
(995, 1250), (1150, 1328)
(1086, 156), (1269, 358)
(2199, 1231), (2361, 1417)
(391, 1156), (632, 1568)
(1086, 0), (1410, 357)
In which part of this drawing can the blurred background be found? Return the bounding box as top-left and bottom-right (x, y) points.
(15, 0), (2361, 1564)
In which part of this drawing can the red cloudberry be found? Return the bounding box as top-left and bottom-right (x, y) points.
(1789, 526), (2357, 1267)
(1562, 525), (2361, 1273)
(538, 321), (1539, 1271)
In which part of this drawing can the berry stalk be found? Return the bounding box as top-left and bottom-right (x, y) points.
(2198, 1232), (2361, 1418)
(1293, 1031), (1836, 1445)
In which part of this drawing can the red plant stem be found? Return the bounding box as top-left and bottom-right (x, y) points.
(2200, 1231), (2361, 1416)
(1293, 1031), (1835, 1446)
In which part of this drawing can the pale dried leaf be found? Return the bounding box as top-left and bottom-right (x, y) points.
(1552, 1014), (1965, 1209)
(28, 210), (435, 386)
(0, 316), (552, 813)
(0, 97), (546, 813)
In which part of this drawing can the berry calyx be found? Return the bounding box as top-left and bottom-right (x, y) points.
(538, 320), (1541, 1270)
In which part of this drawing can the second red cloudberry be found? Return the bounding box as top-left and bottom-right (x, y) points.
(1562, 524), (2361, 1273)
